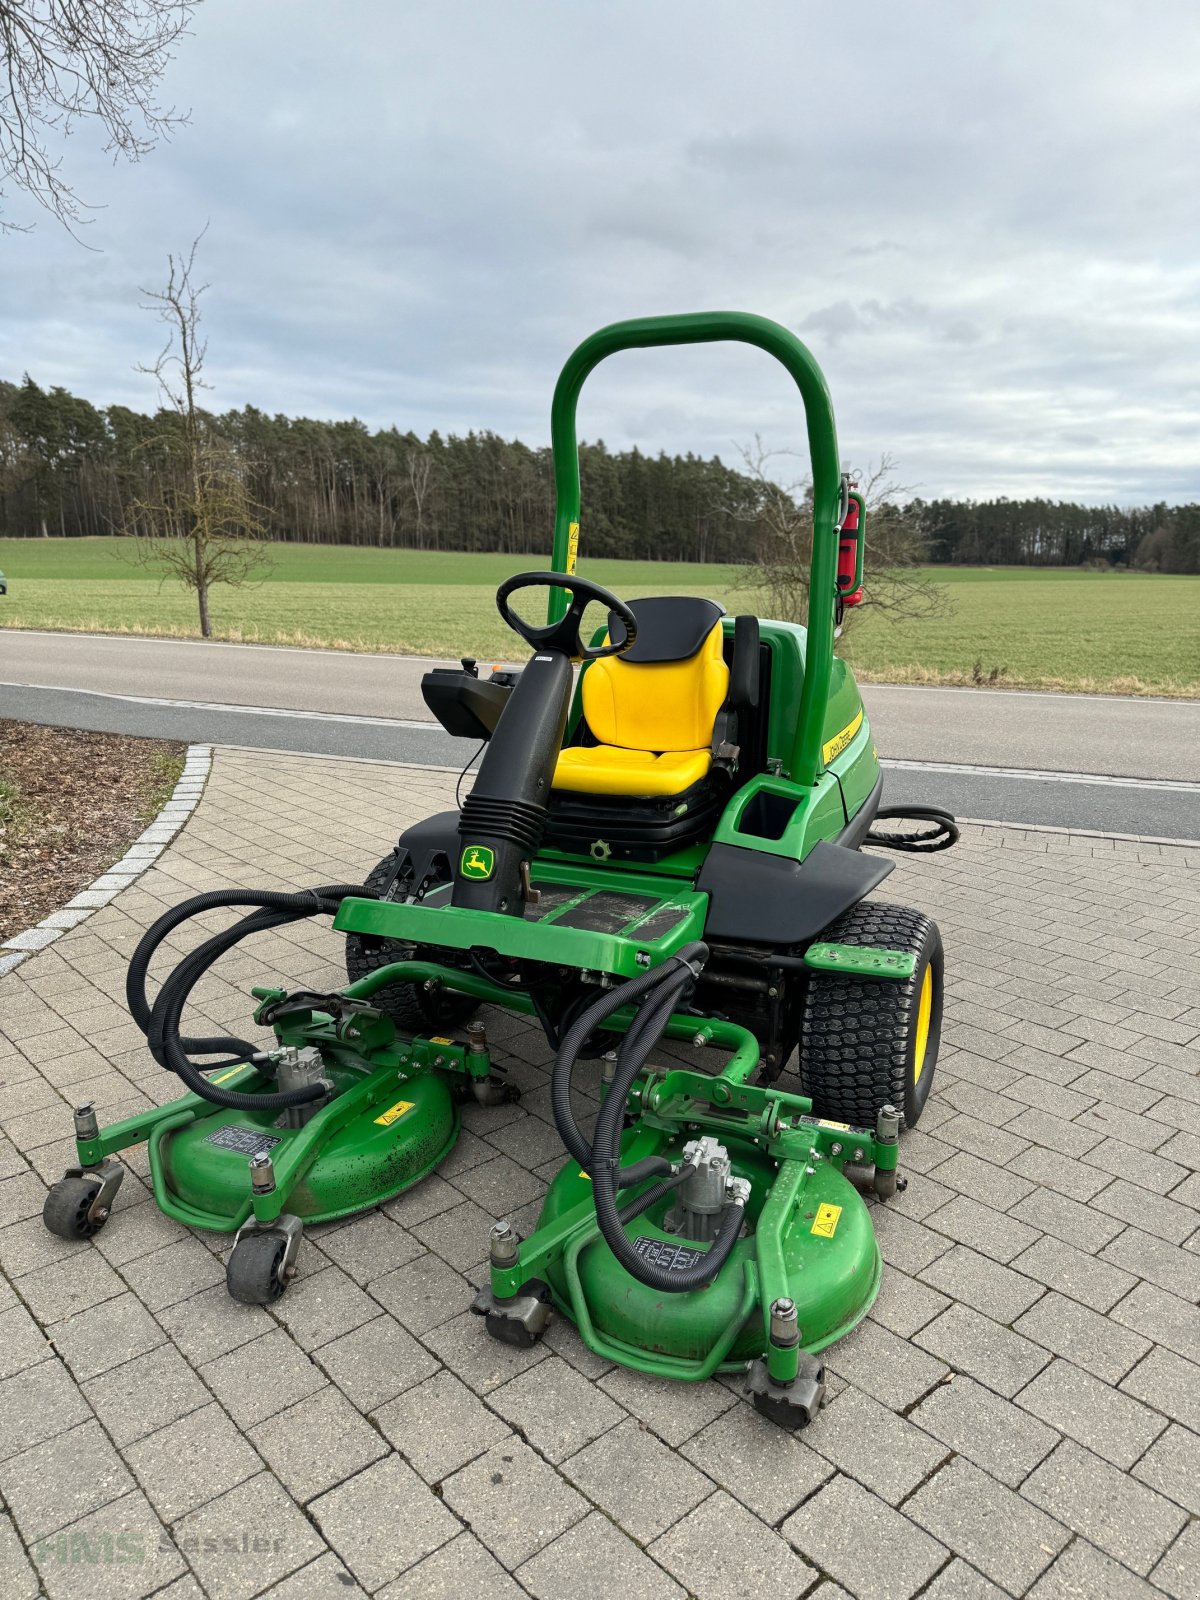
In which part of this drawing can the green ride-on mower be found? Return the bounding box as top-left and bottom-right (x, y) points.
(41, 312), (955, 1427)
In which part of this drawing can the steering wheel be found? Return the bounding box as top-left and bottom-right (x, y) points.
(495, 571), (638, 660)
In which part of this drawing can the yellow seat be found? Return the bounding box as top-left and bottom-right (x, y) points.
(551, 613), (729, 800)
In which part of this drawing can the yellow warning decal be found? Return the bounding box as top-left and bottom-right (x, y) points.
(818, 1119), (851, 1132)
(811, 1203), (842, 1239)
(822, 708), (864, 765)
(374, 1099), (415, 1127)
(566, 522), (580, 574)
(211, 1067), (245, 1085)
(429, 1036), (455, 1046)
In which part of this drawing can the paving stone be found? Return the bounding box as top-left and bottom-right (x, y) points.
(925, 1194), (1041, 1265)
(806, 1385), (947, 1505)
(824, 1316), (950, 1409)
(83, 1342), (209, 1447)
(154, 1284), (274, 1367)
(1120, 1346), (1200, 1432)
(174, 1470), (327, 1600)
(1017, 1358), (1165, 1469)
(200, 1329), (326, 1428)
(51, 1290), (167, 1382)
(1011, 1234), (1136, 1313)
(1006, 1106), (1103, 1158)
(518, 1510), (686, 1600)
(376, 1531), (526, 1599)
(1100, 1225), (1200, 1302)
(313, 1211), (423, 1284)
(1152, 1521), (1200, 1600)
(873, 1208), (955, 1276)
(315, 1312), (439, 1412)
(919, 1243), (1045, 1324)
(0, 1511), (38, 1599)
(1028, 1537), (1163, 1600)
(269, 1265), (378, 1351)
(907, 1456), (1068, 1593)
(1022, 1440), (1188, 1576)
(249, 1385), (388, 1503)
(125, 1402), (262, 1522)
(868, 1267), (950, 1338)
(422, 1307), (551, 1394)
(922, 1558), (1008, 1600)
(648, 1489), (817, 1600)
(1132, 1422), (1200, 1516)
(369, 1250), (474, 1334)
(374, 1368), (512, 1482)
(1095, 1177), (1196, 1245)
(380, 1171), (465, 1229)
(934, 1149), (1037, 1211)
(16, 1247), (126, 1324)
(0, 1300), (50, 1379)
(489, 1354), (624, 1464)
(257, 1550), (367, 1598)
(1013, 1292), (1151, 1383)
(31, 1486), (185, 1600)
(451, 1151), (545, 1216)
(441, 1437), (588, 1569)
(0, 1418), (135, 1541)
(781, 1475), (946, 1600)
(911, 1373), (1059, 1488)
(567, 1416), (713, 1540)
(121, 1236), (225, 1309)
(0, 1170), (49, 1224)
(915, 1303), (1051, 1397)
(596, 1364), (738, 1446)
(0, 1356), (93, 1463)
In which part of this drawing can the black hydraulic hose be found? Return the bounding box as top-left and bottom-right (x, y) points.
(588, 949), (747, 1293)
(867, 805), (959, 853)
(126, 884), (373, 1111)
(617, 1161), (695, 1226)
(550, 958), (681, 1180)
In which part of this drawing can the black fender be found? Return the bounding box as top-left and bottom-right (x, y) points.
(390, 810), (461, 891)
(697, 838), (893, 945)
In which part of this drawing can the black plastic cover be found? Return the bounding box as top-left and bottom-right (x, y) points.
(728, 615), (761, 710)
(421, 669), (512, 740)
(610, 596), (726, 664)
(697, 839), (893, 945)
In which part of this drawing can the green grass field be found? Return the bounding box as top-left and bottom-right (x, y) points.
(2, 538), (1197, 696)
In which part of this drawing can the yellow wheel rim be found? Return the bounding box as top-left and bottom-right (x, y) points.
(913, 964), (934, 1085)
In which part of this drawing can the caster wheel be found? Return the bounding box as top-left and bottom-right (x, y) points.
(226, 1232), (293, 1305)
(43, 1175), (109, 1240)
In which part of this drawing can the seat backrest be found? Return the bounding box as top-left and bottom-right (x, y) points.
(582, 597), (730, 752)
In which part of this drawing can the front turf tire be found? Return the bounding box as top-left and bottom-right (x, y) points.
(799, 902), (943, 1129)
(345, 852), (478, 1033)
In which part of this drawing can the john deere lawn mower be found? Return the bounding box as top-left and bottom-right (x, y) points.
(41, 312), (953, 1424)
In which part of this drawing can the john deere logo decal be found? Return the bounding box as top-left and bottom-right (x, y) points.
(460, 845), (495, 880)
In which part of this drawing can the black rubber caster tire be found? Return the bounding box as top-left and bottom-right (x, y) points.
(800, 902), (943, 1129)
(42, 1176), (107, 1240)
(226, 1233), (291, 1305)
(345, 852), (478, 1032)
(751, 1390), (820, 1430)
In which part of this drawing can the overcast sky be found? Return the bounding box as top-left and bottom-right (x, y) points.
(1, 1), (1197, 505)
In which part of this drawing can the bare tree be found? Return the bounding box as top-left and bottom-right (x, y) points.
(734, 439), (946, 635)
(0, 1), (197, 232)
(127, 232), (269, 637)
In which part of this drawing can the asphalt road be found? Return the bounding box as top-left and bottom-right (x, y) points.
(4, 629), (1199, 840)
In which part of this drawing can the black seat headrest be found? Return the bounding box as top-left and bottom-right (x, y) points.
(607, 596), (726, 664)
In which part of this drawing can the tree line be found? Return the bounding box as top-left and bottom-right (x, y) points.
(1, 374), (1197, 573)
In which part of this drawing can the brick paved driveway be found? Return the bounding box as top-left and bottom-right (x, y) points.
(1, 749), (1197, 1600)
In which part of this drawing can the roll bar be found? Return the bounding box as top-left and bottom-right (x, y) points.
(547, 312), (842, 789)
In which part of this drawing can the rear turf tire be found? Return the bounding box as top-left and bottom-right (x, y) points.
(799, 902), (943, 1129)
(345, 852), (477, 1032)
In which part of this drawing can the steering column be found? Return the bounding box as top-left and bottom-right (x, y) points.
(452, 572), (637, 917)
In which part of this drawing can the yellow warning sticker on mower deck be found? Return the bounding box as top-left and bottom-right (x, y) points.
(374, 1099), (416, 1127)
(566, 521), (580, 573)
(811, 1203), (842, 1238)
(821, 709), (864, 765)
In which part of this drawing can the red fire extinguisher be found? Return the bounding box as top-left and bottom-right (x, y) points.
(838, 492), (864, 607)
